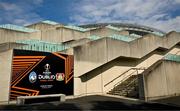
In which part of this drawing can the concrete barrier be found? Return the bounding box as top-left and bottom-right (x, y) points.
(141, 60), (180, 101)
(17, 94), (65, 105)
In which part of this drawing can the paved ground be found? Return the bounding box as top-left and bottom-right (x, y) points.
(155, 95), (180, 106)
(0, 95), (180, 110)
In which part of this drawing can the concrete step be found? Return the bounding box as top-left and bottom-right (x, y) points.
(110, 86), (135, 92)
(110, 93), (127, 96)
(107, 75), (139, 97)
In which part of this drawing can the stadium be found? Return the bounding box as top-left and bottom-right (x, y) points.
(0, 20), (180, 106)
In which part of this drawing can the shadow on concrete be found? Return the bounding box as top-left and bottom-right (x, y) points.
(0, 102), (81, 110)
(155, 96), (180, 106)
(0, 95), (180, 110)
(89, 100), (180, 110)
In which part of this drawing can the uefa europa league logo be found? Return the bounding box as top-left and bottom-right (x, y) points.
(44, 63), (50, 72)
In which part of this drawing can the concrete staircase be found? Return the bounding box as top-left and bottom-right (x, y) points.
(107, 75), (139, 98)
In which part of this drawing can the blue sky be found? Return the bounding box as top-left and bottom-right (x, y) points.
(0, 0), (180, 32)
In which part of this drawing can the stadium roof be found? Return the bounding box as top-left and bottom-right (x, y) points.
(80, 23), (166, 35)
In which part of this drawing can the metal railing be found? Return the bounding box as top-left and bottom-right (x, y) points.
(113, 69), (138, 88)
(104, 67), (145, 87)
(109, 68), (145, 97)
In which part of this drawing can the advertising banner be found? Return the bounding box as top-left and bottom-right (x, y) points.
(10, 49), (73, 100)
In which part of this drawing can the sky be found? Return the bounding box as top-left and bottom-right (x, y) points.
(0, 0), (180, 32)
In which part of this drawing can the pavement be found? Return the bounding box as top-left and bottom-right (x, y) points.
(155, 95), (180, 106)
(0, 95), (180, 110)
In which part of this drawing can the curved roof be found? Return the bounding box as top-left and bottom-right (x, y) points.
(80, 23), (166, 34)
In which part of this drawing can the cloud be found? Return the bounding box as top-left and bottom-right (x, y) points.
(0, 2), (20, 11)
(175, 0), (180, 4)
(70, 0), (180, 32)
(0, 0), (43, 25)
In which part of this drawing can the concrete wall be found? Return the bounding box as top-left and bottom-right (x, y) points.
(143, 60), (180, 101)
(73, 32), (180, 77)
(119, 30), (129, 35)
(107, 39), (130, 60)
(90, 27), (120, 37)
(0, 49), (13, 103)
(74, 38), (108, 78)
(102, 66), (133, 92)
(0, 29), (41, 44)
(27, 23), (90, 43)
(166, 45), (180, 55)
(26, 23), (61, 30)
(72, 31), (180, 96)
(74, 45), (180, 96)
(0, 43), (25, 52)
(74, 53), (162, 95)
(41, 27), (90, 43)
(129, 34), (162, 58)
(74, 61), (105, 96)
(59, 38), (92, 55)
(103, 45), (180, 93)
(64, 38), (91, 48)
(29, 31), (41, 40)
(103, 53), (164, 93)
(0, 24), (91, 44)
(163, 32), (180, 48)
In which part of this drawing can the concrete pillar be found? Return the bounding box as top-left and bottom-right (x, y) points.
(0, 49), (13, 103)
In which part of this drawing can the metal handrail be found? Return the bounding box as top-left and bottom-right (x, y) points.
(113, 69), (138, 88)
(104, 67), (145, 87)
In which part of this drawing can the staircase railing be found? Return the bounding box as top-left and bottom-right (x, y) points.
(104, 67), (145, 87)
(104, 67), (146, 93)
(113, 69), (138, 88)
